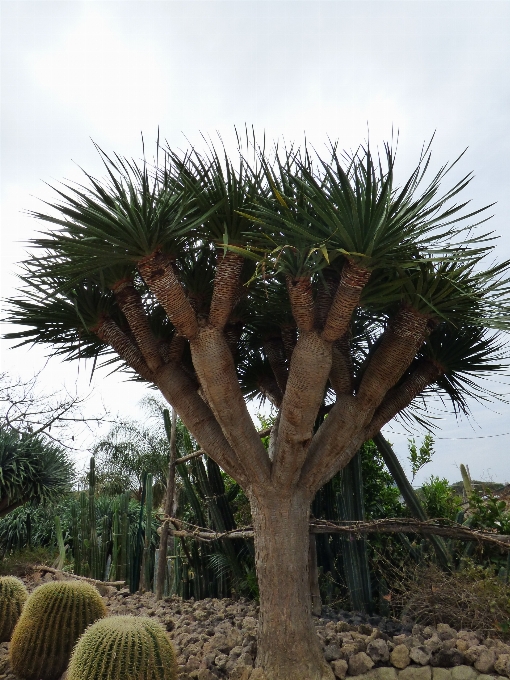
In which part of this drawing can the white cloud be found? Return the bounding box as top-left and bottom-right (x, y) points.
(26, 5), (169, 144)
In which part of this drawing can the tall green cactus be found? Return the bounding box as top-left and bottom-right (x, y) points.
(71, 502), (82, 575)
(67, 616), (177, 680)
(79, 490), (90, 576)
(10, 580), (107, 680)
(373, 433), (451, 569)
(88, 457), (101, 580)
(142, 473), (154, 591)
(0, 576), (28, 642)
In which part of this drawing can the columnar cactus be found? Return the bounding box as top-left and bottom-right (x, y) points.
(0, 576), (28, 641)
(67, 615), (177, 680)
(9, 580), (107, 680)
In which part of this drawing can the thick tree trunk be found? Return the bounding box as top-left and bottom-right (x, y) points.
(250, 489), (334, 680)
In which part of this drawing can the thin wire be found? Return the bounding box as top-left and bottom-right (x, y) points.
(386, 429), (510, 440)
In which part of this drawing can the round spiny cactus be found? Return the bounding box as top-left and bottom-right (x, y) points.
(67, 615), (177, 680)
(10, 579), (107, 680)
(0, 576), (28, 641)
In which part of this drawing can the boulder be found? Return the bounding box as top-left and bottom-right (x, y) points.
(494, 653), (510, 678)
(410, 647), (432, 666)
(367, 639), (390, 663)
(451, 665), (479, 680)
(391, 645), (411, 670)
(398, 666), (432, 680)
(331, 659), (349, 679)
(431, 649), (465, 668)
(349, 652), (375, 676)
(474, 650), (496, 675)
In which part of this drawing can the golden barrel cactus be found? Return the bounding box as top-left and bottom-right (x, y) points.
(0, 576), (28, 641)
(67, 615), (177, 680)
(9, 580), (107, 680)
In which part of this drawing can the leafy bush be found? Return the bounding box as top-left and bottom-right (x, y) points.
(419, 476), (463, 520)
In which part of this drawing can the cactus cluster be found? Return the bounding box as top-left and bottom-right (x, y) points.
(0, 576), (28, 641)
(67, 615), (177, 680)
(9, 580), (107, 680)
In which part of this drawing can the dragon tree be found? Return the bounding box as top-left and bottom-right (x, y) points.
(5, 134), (510, 680)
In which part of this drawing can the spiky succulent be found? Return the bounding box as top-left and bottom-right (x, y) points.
(67, 615), (177, 680)
(0, 576), (28, 641)
(9, 580), (107, 680)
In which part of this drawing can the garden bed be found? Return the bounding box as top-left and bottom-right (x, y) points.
(0, 569), (509, 680)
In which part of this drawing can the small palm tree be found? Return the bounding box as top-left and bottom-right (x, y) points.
(5, 133), (510, 680)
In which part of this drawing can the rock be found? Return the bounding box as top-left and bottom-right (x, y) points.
(229, 667), (252, 680)
(325, 644), (343, 662)
(431, 649), (465, 668)
(331, 659), (349, 680)
(465, 646), (488, 666)
(373, 668), (398, 680)
(456, 642), (470, 653)
(391, 645), (411, 669)
(451, 666), (479, 680)
(194, 670), (217, 680)
(398, 666), (432, 680)
(437, 625), (457, 641)
(474, 650), (496, 675)
(494, 654), (510, 677)
(432, 669), (452, 680)
(367, 639), (390, 663)
(410, 647), (432, 666)
(349, 652), (375, 676)
(214, 653), (229, 670)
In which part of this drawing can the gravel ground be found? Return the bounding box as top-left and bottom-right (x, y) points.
(0, 571), (509, 680)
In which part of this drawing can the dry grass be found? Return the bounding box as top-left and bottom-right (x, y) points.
(393, 563), (510, 638)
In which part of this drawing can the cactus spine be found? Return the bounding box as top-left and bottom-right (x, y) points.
(0, 576), (28, 642)
(67, 615), (177, 680)
(9, 580), (107, 680)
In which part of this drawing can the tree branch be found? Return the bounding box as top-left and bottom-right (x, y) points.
(112, 280), (164, 372)
(159, 516), (510, 551)
(286, 276), (315, 332)
(95, 318), (154, 382)
(322, 261), (371, 343)
(138, 251), (199, 340)
(364, 360), (442, 440)
(209, 251), (245, 330)
(357, 306), (432, 411)
(264, 337), (289, 393)
(188, 328), (271, 487)
(272, 331), (332, 487)
(156, 361), (250, 488)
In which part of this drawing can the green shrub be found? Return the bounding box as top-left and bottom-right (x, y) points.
(9, 580), (107, 680)
(0, 576), (28, 641)
(67, 615), (177, 680)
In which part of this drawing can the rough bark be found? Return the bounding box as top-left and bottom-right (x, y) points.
(190, 326), (271, 487)
(322, 261), (371, 343)
(273, 331), (332, 487)
(264, 337), (289, 393)
(209, 251), (245, 330)
(365, 360), (442, 439)
(138, 251), (199, 340)
(250, 488), (334, 680)
(286, 276), (315, 331)
(95, 318), (153, 381)
(330, 338), (353, 394)
(112, 280), (163, 372)
(357, 306), (431, 410)
(156, 362), (248, 488)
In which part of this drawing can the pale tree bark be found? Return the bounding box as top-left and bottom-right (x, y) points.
(249, 487), (334, 680)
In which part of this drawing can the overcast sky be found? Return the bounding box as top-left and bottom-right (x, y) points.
(1, 1), (510, 484)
